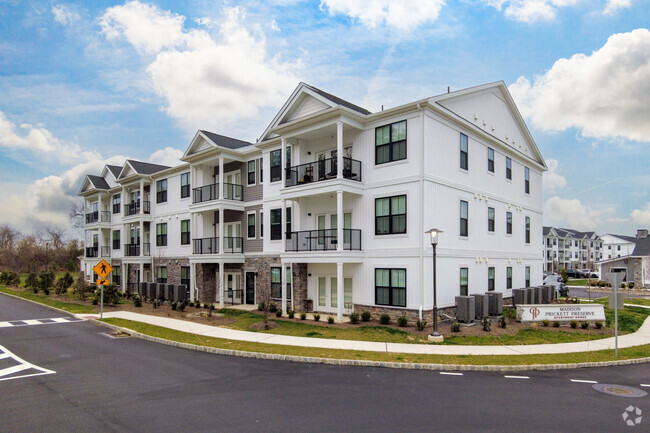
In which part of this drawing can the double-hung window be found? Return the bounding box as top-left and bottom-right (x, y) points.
(247, 160), (256, 185)
(488, 207), (495, 232)
(525, 216), (531, 244)
(260, 211), (263, 238)
(271, 267), (282, 298)
(524, 167), (530, 194)
(270, 209), (281, 240)
(506, 157), (512, 180)
(180, 173), (190, 198)
(286, 208), (292, 239)
(270, 149), (281, 182)
(460, 200), (469, 237)
(157, 266), (167, 283)
(247, 213), (256, 239)
(112, 230), (120, 250)
(460, 268), (468, 296)
(375, 268), (406, 307)
(460, 133), (469, 170)
(180, 220), (190, 245)
(181, 266), (190, 287)
(525, 266), (530, 287)
(487, 147), (494, 173)
(156, 223), (167, 246)
(156, 179), (167, 203)
(112, 194), (121, 214)
(375, 120), (406, 164)
(506, 267), (512, 289)
(375, 195), (406, 235)
(488, 267), (495, 291)
(506, 211), (512, 235)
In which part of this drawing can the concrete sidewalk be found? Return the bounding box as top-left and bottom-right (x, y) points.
(79, 305), (650, 356)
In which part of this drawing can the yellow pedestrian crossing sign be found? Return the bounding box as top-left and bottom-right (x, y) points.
(93, 259), (113, 279)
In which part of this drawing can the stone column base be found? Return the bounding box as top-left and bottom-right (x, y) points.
(427, 334), (444, 343)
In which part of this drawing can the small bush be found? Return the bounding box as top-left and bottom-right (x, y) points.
(451, 322), (461, 332)
(204, 303), (209, 309)
(178, 301), (187, 312)
(620, 283), (626, 289)
(502, 308), (516, 320)
(379, 314), (390, 325)
(594, 321), (603, 329)
(269, 303), (278, 313)
(416, 319), (427, 331)
(210, 303), (215, 311)
(361, 311), (371, 322)
(542, 319), (550, 327)
(560, 268), (568, 283)
(628, 282), (635, 289)
(313, 313), (320, 322)
(482, 317), (491, 332)
(171, 302), (177, 311)
(553, 321), (560, 327)
(257, 302), (265, 311)
(498, 315), (506, 329)
(580, 321), (589, 329)
(133, 295), (142, 307)
(25, 273), (38, 290)
(397, 315), (408, 327)
(300, 312), (307, 320)
(33, 288), (38, 294)
(287, 310), (295, 319)
(0, 271), (20, 287)
(275, 309), (283, 318)
(327, 316), (334, 324)
(570, 320), (578, 329)
(92, 298), (98, 305)
(43, 287), (50, 295)
(349, 312), (360, 324)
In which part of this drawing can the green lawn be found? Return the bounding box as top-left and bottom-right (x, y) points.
(588, 299), (650, 333)
(0, 286), (94, 314)
(101, 318), (650, 366)
(623, 298), (650, 307)
(444, 328), (610, 345)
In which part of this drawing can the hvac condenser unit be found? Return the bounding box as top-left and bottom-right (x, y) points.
(512, 288), (526, 306)
(486, 292), (503, 315)
(472, 293), (489, 319)
(455, 296), (476, 323)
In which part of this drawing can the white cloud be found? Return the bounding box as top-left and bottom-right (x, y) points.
(631, 203), (650, 225)
(0, 110), (101, 165)
(52, 4), (80, 26)
(148, 147), (183, 167)
(99, 2), (300, 132)
(481, 0), (579, 23)
(320, 0), (445, 31)
(543, 196), (597, 230)
(604, 0), (632, 14)
(509, 28), (650, 142)
(542, 158), (567, 193)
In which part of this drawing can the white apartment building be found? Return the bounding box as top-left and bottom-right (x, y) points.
(79, 81), (546, 321)
(542, 227), (603, 273)
(600, 233), (637, 260)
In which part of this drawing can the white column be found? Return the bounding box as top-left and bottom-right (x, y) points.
(218, 155), (224, 200)
(336, 121), (343, 179)
(219, 207), (224, 253)
(290, 263), (294, 312)
(139, 262), (144, 286)
(281, 260), (287, 314)
(140, 220), (144, 256)
(190, 262), (196, 301)
(281, 199), (286, 253)
(139, 179), (144, 214)
(337, 262), (343, 320)
(219, 261), (224, 308)
(281, 138), (286, 186)
(337, 190), (343, 252)
(121, 263), (127, 293)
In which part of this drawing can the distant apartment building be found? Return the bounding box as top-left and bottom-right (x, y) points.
(600, 233), (637, 260)
(542, 227), (602, 273)
(79, 81), (546, 320)
(598, 229), (650, 288)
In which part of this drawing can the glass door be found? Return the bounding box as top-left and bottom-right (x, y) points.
(318, 277), (326, 307)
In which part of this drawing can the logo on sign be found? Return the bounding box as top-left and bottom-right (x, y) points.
(529, 307), (540, 320)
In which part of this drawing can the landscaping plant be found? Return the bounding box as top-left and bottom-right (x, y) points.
(416, 318), (427, 331)
(349, 312), (360, 324)
(397, 315), (408, 327)
(313, 313), (320, 322)
(300, 312), (307, 320)
(379, 314), (390, 325)
(481, 317), (491, 332)
(451, 322), (461, 332)
(327, 316), (334, 324)
(361, 311), (371, 322)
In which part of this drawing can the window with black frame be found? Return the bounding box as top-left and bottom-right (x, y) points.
(506, 157), (512, 180)
(112, 194), (121, 214)
(460, 200), (469, 237)
(460, 133), (468, 170)
(285, 208), (291, 239)
(525, 216), (530, 244)
(247, 213), (255, 238)
(271, 267), (281, 298)
(525, 166), (530, 194)
(488, 207), (495, 232)
(506, 267), (512, 289)
(112, 230), (120, 250)
(270, 149), (281, 182)
(488, 267), (495, 291)
(156, 223), (167, 246)
(460, 268), (468, 296)
(180, 220), (190, 245)
(488, 147), (494, 173)
(375, 268), (406, 307)
(506, 211), (512, 234)
(180, 173), (190, 198)
(157, 266), (167, 283)
(156, 179), (167, 203)
(270, 209), (281, 240)
(375, 195), (406, 235)
(181, 266), (190, 287)
(375, 120), (406, 164)
(247, 160), (256, 185)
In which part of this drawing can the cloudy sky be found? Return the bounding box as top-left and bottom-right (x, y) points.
(1, 0), (649, 238)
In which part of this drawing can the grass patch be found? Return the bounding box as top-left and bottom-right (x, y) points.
(0, 285), (94, 314)
(624, 298), (650, 307)
(589, 299), (650, 333)
(101, 318), (650, 366)
(444, 328), (609, 345)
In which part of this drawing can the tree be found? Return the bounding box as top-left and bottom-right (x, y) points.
(560, 268), (568, 284)
(256, 278), (273, 330)
(69, 201), (85, 229)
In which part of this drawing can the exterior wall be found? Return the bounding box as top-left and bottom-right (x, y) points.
(601, 234), (636, 260)
(244, 205), (263, 253)
(244, 158), (263, 202)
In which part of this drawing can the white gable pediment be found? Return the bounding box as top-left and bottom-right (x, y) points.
(78, 177), (94, 194)
(118, 163), (137, 180)
(182, 132), (217, 159)
(281, 94), (330, 124)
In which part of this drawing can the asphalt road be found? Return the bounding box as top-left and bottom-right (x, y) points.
(0, 293), (648, 432)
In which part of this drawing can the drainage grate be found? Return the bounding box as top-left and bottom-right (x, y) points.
(592, 384), (648, 398)
(100, 331), (131, 339)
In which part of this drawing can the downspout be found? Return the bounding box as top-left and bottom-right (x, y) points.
(417, 102), (425, 320)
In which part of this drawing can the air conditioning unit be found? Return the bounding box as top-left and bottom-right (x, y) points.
(485, 292), (503, 315)
(526, 287), (535, 304)
(455, 296), (475, 323)
(150, 282), (159, 299)
(138, 281), (148, 296)
(472, 293), (489, 319)
(541, 285), (551, 304)
(533, 286), (543, 304)
(175, 284), (188, 301)
(167, 284), (175, 301)
(512, 288), (527, 306)
(159, 283), (169, 301)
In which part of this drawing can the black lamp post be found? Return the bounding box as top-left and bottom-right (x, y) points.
(426, 228), (443, 338)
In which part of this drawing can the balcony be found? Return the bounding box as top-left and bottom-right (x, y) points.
(124, 201), (150, 216)
(285, 157), (362, 188)
(100, 246), (111, 257)
(192, 237), (244, 254)
(85, 247), (98, 258)
(124, 243), (150, 257)
(85, 211), (111, 224)
(192, 183), (244, 204)
(285, 229), (361, 252)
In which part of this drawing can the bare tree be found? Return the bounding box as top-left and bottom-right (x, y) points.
(69, 200), (85, 229)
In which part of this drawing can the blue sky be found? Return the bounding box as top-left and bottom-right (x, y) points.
(1, 0), (649, 238)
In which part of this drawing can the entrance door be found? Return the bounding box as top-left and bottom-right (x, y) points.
(245, 272), (255, 304)
(225, 172), (242, 200)
(316, 213), (351, 250)
(316, 276), (353, 312)
(224, 223), (241, 252)
(225, 273), (242, 304)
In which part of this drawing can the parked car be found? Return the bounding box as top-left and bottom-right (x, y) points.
(543, 274), (569, 297)
(565, 269), (581, 279)
(581, 269), (599, 279)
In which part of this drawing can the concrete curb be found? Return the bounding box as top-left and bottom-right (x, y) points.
(92, 319), (650, 373)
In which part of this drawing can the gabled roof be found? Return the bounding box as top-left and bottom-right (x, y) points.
(632, 236), (650, 256)
(106, 165), (122, 178)
(603, 233), (638, 244)
(182, 130), (253, 160)
(87, 175), (110, 190)
(117, 160), (170, 180)
(302, 83), (371, 116)
(199, 130), (252, 150)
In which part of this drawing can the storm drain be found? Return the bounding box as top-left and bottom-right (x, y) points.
(592, 384), (648, 398)
(100, 331), (131, 339)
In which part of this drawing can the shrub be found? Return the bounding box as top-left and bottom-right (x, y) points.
(451, 322), (461, 332)
(300, 312), (307, 320)
(481, 317), (491, 332)
(92, 298), (98, 305)
(133, 295), (142, 307)
(327, 316), (334, 324)
(594, 321), (603, 329)
(33, 288), (38, 294)
(204, 303), (209, 309)
(257, 302), (265, 311)
(287, 310), (295, 319)
(570, 320), (578, 329)
(560, 268), (568, 283)
(498, 315), (507, 329)
(25, 273), (38, 290)
(269, 303), (278, 313)
(178, 301), (187, 312)
(43, 288), (50, 295)
(620, 283), (626, 289)
(275, 309), (282, 318)
(379, 314), (390, 325)
(171, 301), (177, 311)
(361, 311), (371, 322)
(73, 277), (90, 300)
(97, 284), (120, 305)
(580, 321), (589, 329)
(502, 308), (516, 320)
(397, 315), (408, 327)
(542, 319), (550, 327)
(313, 313), (320, 322)
(349, 312), (360, 324)
(553, 321), (560, 327)
(38, 271), (56, 291)
(0, 271), (20, 287)
(628, 282), (635, 289)
(416, 319), (427, 331)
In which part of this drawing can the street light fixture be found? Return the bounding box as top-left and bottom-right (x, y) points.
(425, 228), (443, 341)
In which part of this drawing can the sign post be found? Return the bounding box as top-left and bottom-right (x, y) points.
(92, 260), (113, 320)
(609, 270), (625, 358)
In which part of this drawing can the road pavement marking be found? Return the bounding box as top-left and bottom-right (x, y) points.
(641, 384), (650, 387)
(504, 375), (529, 379)
(0, 317), (84, 328)
(571, 379), (598, 384)
(0, 344), (55, 382)
(439, 372), (463, 376)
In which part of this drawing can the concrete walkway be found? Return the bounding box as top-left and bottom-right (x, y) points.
(79, 304), (650, 356)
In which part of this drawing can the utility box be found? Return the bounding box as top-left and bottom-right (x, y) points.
(176, 284), (188, 301)
(472, 293), (489, 319)
(150, 282), (159, 299)
(455, 296), (475, 323)
(138, 282), (147, 296)
(486, 292), (503, 315)
(167, 284), (175, 301)
(608, 293), (625, 310)
(534, 286), (543, 304)
(526, 288), (535, 304)
(512, 288), (526, 306)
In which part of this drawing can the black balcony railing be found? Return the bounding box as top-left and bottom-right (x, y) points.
(223, 183), (244, 201)
(124, 243), (150, 257)
(85, 247), (98, 258)
(285, 157), (362, 187)
(223, 237), (243, 253)
(85, 211), (98, 224)
(193, 237), (219, 254)
(100, 246), (111, 257)
(285, 229), (361, 252)
(124, 201), (150, 216)
(193, 183), (218, 204)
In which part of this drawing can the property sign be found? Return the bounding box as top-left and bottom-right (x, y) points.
(92, 259), (113, 279)
(517, 304), (605, 322)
